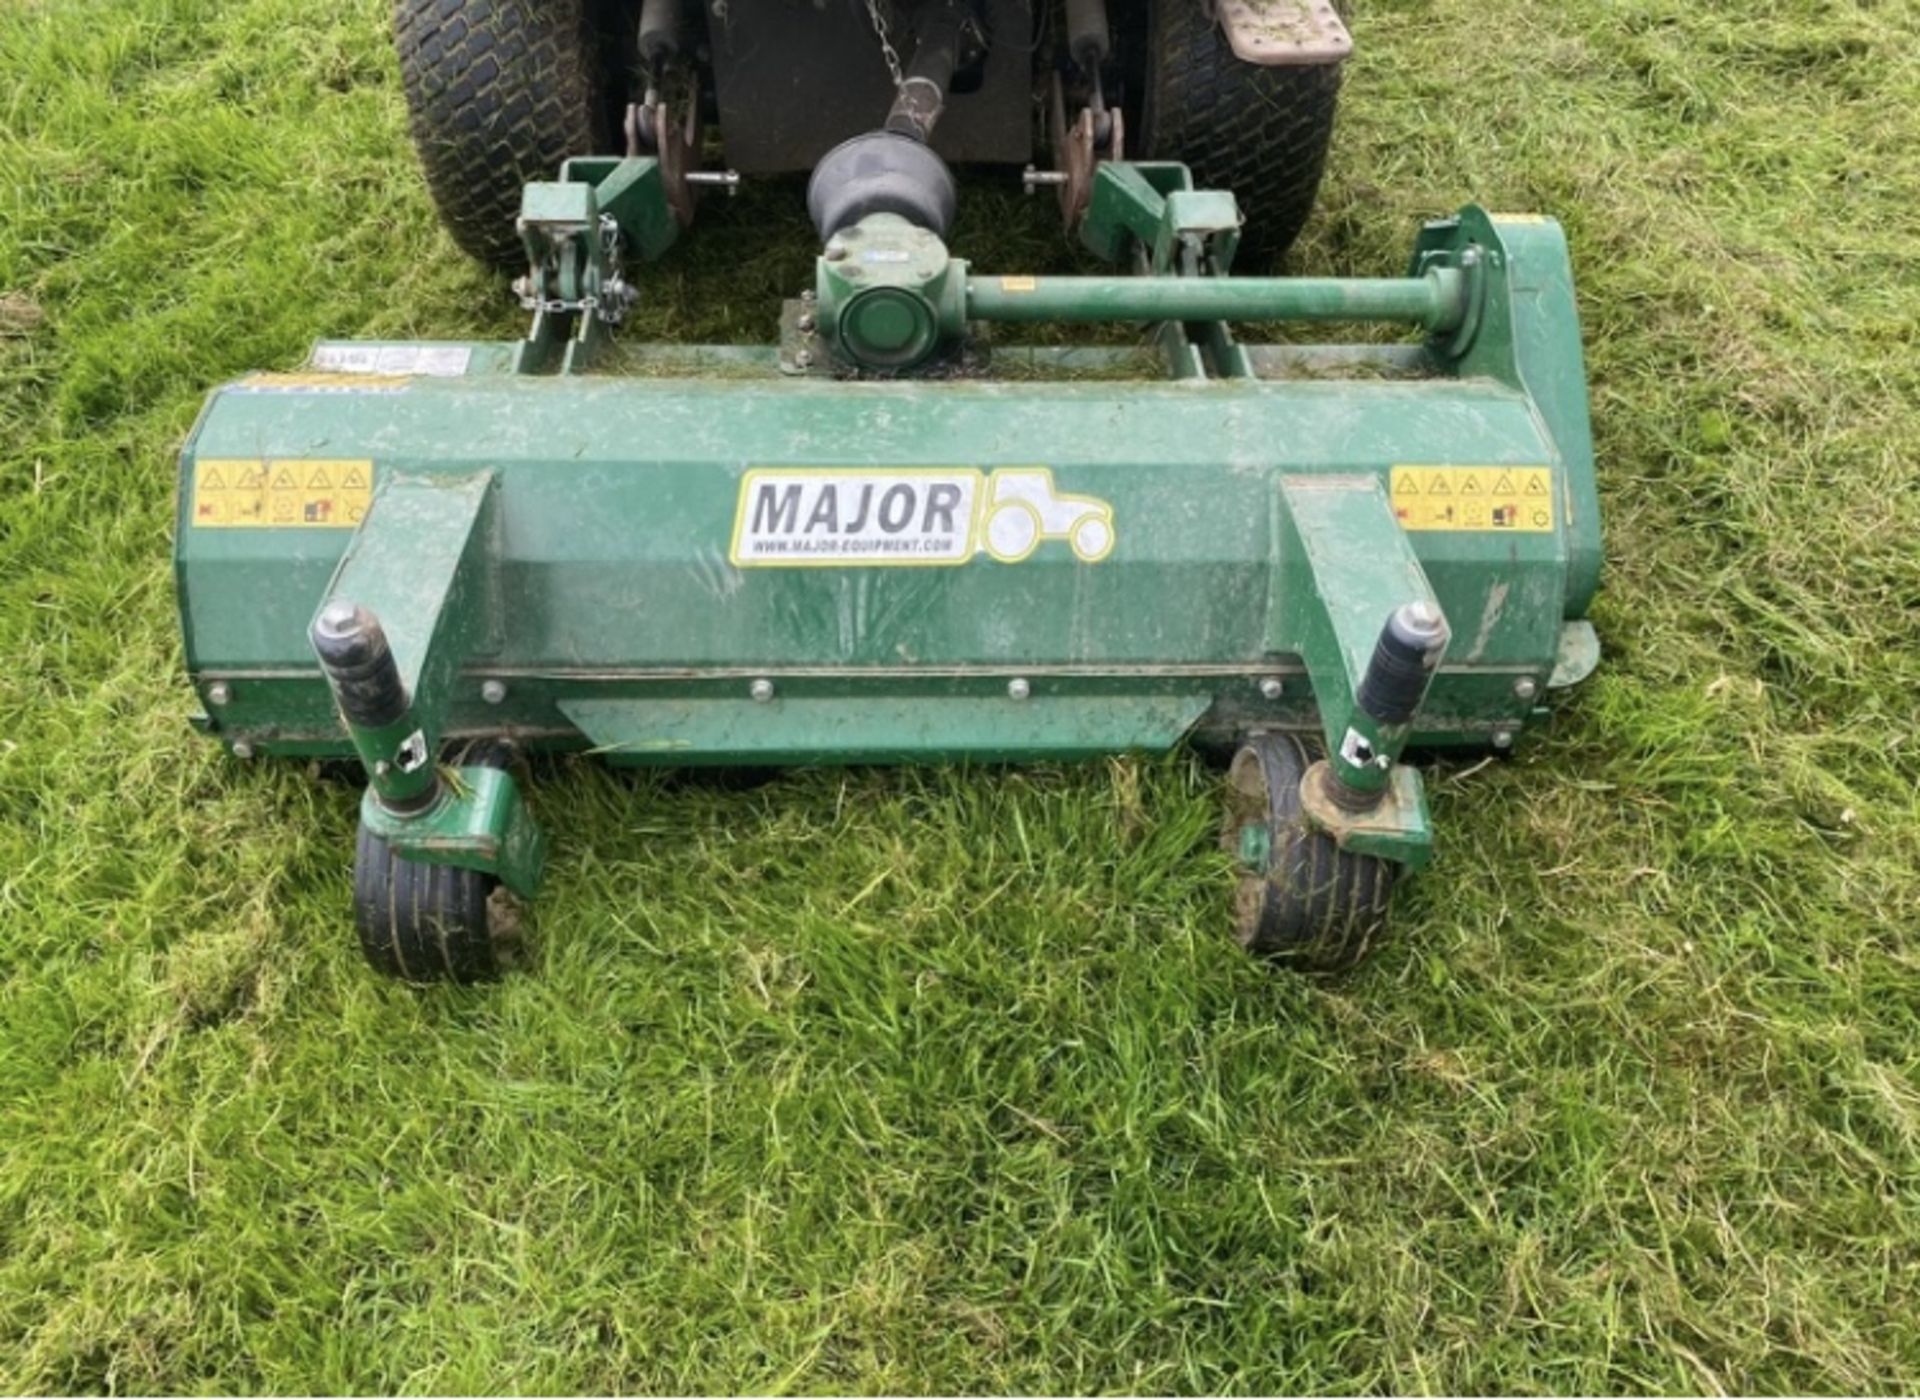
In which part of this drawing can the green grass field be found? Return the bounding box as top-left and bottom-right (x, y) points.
(4, 0), (1920, 1391)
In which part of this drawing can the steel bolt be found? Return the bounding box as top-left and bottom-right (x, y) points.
(800, 290), (816, 304)
(1258, 676), (1284, 701)
(1402, 599), (1446, 635)
(481, 679), (508, 705)
(1491, 729), (1515, 751)
(207, 682), (232, 707)
(1007, 678), (1031, 701)
(1513, 677), (1539, 702)
(231, 741), (254, 760)
(750, 678), (776, 703)
(797, 313), (817, 334)
(796, 350), (814, 369)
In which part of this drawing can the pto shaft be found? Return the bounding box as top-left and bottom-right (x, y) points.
(966, 266), (1468, 333)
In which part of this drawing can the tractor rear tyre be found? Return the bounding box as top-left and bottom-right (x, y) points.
(1225, 732), (1396, 973)
(393, 0), (610, 269)
(1136, 0), (1344, 266)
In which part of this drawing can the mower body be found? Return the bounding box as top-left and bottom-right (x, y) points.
(179, 202), (1597, 776)
(179, 353), (1594, 768)
(171, 129), (1599, 975)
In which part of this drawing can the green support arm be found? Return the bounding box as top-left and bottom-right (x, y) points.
(310, 471), (545, 897)
(1272, 477), (1449, 869)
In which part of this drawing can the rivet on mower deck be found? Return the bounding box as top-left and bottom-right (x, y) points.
(481, 680), (508, 704)
(1007, 677), (1031, 701)
(1513, 677), (1539, 701)
(1258, 676), (1284, 700)
(207, 681), (232, 706)
(750, 678), (776, 702)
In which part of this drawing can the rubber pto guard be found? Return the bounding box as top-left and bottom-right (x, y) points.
(807, 131), (958, 239)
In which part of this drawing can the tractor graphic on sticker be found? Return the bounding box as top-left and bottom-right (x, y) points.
(980, 469), (1116, 564)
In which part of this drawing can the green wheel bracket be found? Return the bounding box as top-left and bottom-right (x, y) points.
(359, 765), (546, 899)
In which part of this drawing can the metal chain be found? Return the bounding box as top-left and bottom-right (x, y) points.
(862, 0), (906, 90)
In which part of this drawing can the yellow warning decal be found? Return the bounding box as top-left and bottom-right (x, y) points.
(1391, 466), (1554, 533)
(232, 372), (411, 393)
(999, 276), (1038, 293)
(191, 459), (373, 529)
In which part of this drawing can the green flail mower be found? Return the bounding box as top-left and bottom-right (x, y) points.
(174, 0), (1600, 980)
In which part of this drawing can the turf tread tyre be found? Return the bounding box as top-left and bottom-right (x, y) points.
(1227, 732), (1395, 973)
(1138, 0), (1344, 266)
(393, 0), (607, 269)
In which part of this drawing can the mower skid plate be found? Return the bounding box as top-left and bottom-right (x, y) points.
(561, 693), (1213, 765)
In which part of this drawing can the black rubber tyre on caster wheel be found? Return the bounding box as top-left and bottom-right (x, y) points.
(1225, 732), (1397, 973)
(353, 823), (506, 983)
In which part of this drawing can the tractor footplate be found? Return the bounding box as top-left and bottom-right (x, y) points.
(1215, 0), (1354, 66)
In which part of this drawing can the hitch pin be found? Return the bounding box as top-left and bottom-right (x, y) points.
(1022, 166), (1070, 195)
(685, 169), (742, 197)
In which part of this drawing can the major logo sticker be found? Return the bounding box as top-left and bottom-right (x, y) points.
(1391, 466), (1554, 533)
(190, 458), (373, 529)
(729, 468), (1115, 568)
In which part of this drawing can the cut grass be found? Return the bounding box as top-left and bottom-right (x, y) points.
(3, 0), (1920, 1391)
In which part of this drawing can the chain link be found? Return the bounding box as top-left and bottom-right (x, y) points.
(862, 0), (906, 90)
